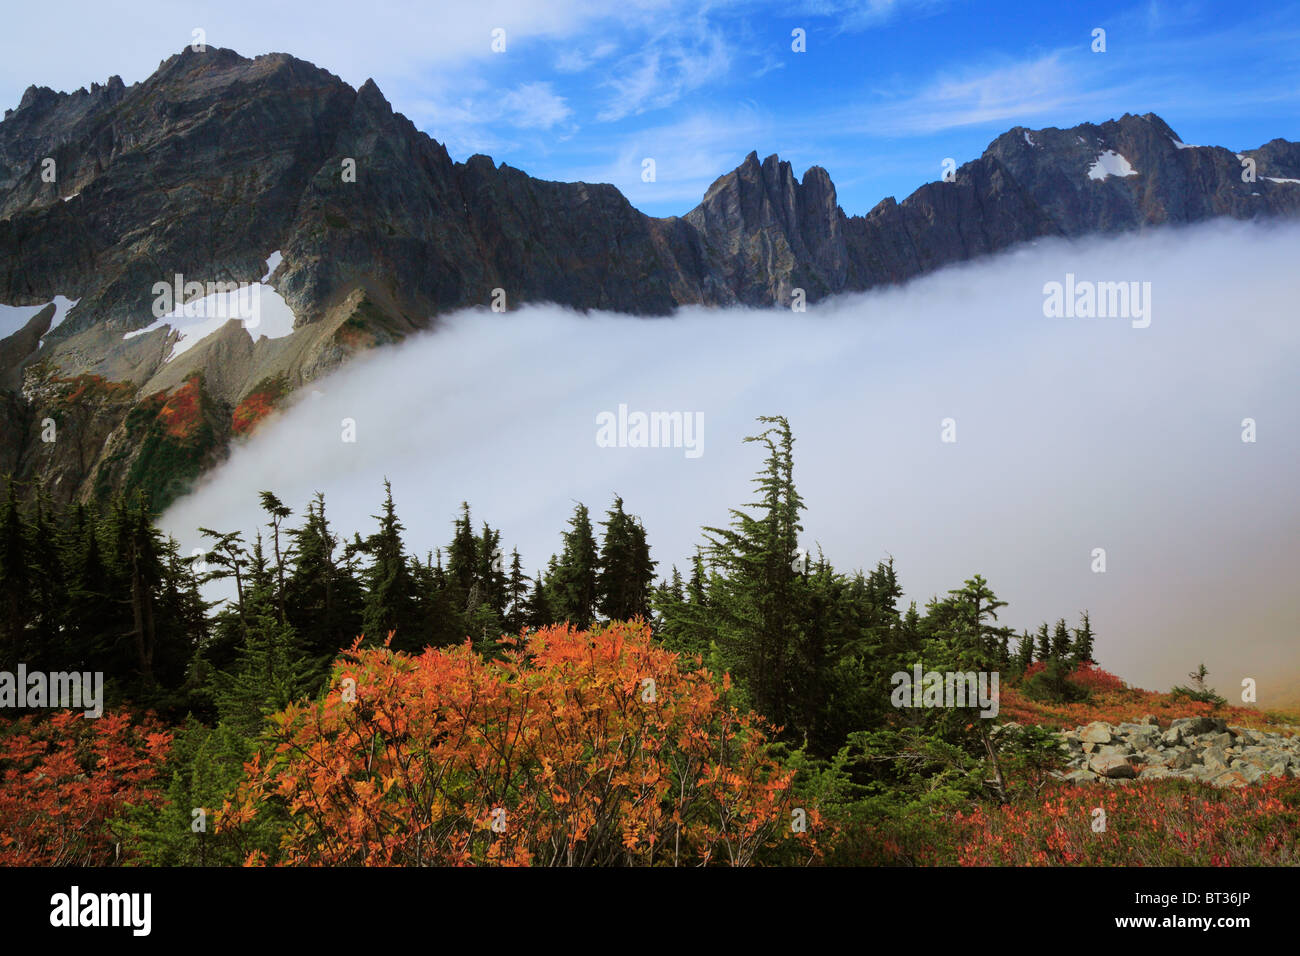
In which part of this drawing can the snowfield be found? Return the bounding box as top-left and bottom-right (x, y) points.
(1087, 150), (1138, 180)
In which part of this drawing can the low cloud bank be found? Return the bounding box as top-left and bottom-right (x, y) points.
(161, 219), (1300, 701)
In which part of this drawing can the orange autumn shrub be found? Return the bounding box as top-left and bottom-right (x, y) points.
(0, 711), (173, 865)
(154, 375), (206, 440)
(221, 621), (825, 866)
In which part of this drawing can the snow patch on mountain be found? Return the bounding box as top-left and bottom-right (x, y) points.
(1087, 150), (1138, 180)
(123, 252), (295, 361)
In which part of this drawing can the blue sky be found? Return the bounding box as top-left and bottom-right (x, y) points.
(3, 0), (1299, 217)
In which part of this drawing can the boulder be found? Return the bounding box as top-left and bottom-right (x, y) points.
(1139, 766), (1174, 780)
(1097, 743), (1133, 757)
(1172, 716), (1227, 736)
(1240, 765), (1268, 784)
(1202, 747), (1229, 771)
(1089, 754), (1136, 779)
(1129, 728), (1159, 749)
(1171, 750), (1199, 770)
(1081, 721), (1112, 744)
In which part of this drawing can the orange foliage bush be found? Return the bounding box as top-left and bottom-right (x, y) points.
(220, 621), (824, 866)
(0, 711), (172, 865)
(231, 393), (275, 435)
(232, 377), (288, 436)
(155, 376), (205, 440)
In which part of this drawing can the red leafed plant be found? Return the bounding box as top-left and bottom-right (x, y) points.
(1020, 661), (1125, 693)
(154, 375), (205, 440)
(220, 621), (825, 866)
(0, 710), (172, 865)
(1066, 662), (1126, 694)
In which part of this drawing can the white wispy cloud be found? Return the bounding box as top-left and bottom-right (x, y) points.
(501, 82), (574, 129)
(555, 41), (619, 73)
(861, 52), (1123, 135)
(798, 0), (949, 31)
(596, 20), (733, 122)
(563, 106), (772, 207)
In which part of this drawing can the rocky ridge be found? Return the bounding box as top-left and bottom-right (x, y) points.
(2, 47), (1300, 509)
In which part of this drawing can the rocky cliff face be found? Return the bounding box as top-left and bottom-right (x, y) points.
(2, 47), (1298, 510)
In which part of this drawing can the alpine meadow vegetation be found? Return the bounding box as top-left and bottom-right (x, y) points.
(1, 417), (1296, 866)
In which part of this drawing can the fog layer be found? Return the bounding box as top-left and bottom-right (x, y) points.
(161, 220), (1300, 703)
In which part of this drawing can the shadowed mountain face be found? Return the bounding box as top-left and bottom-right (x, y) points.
(1, 46), (1298, 509)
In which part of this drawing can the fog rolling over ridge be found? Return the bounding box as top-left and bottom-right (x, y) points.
(161, 220), (1300, 701)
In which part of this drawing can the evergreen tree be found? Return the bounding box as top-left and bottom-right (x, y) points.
(1071, 610), (1096, 665)
(1050, 617), (1072, 662)
(699, 417), (809, 741)
(503, 549), (530, 634)
(897, 601), (923, 657)
(258, 491), (293, 625)
(650, 566), (686, 642)
(553, 503), (599, 629)
(199, 527), (251, 635)
(121, 496), (164, 689)
(597, 495), (656, 621)
(0, 479), (33, 668)
(922, 574), (1015, 802)
(1014, 629), (1036, 674)
(27, 493), (66, 668)
(285, 493), (363, 659)
(64, 507), (119, 674)
(445, 502), (478, 601)
(210, 611), (324, 740)
(474, 523), (507, 619)
(1035, 622), (1051, 662)
(523, 569), (550, 630)
(360, 480), (422, 651)
(420, 550), (465, 648)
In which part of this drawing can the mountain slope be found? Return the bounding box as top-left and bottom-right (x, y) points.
(2, 47), (1299, 509)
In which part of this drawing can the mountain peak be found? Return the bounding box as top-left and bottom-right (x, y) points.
(0, 48), (1297, 507)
